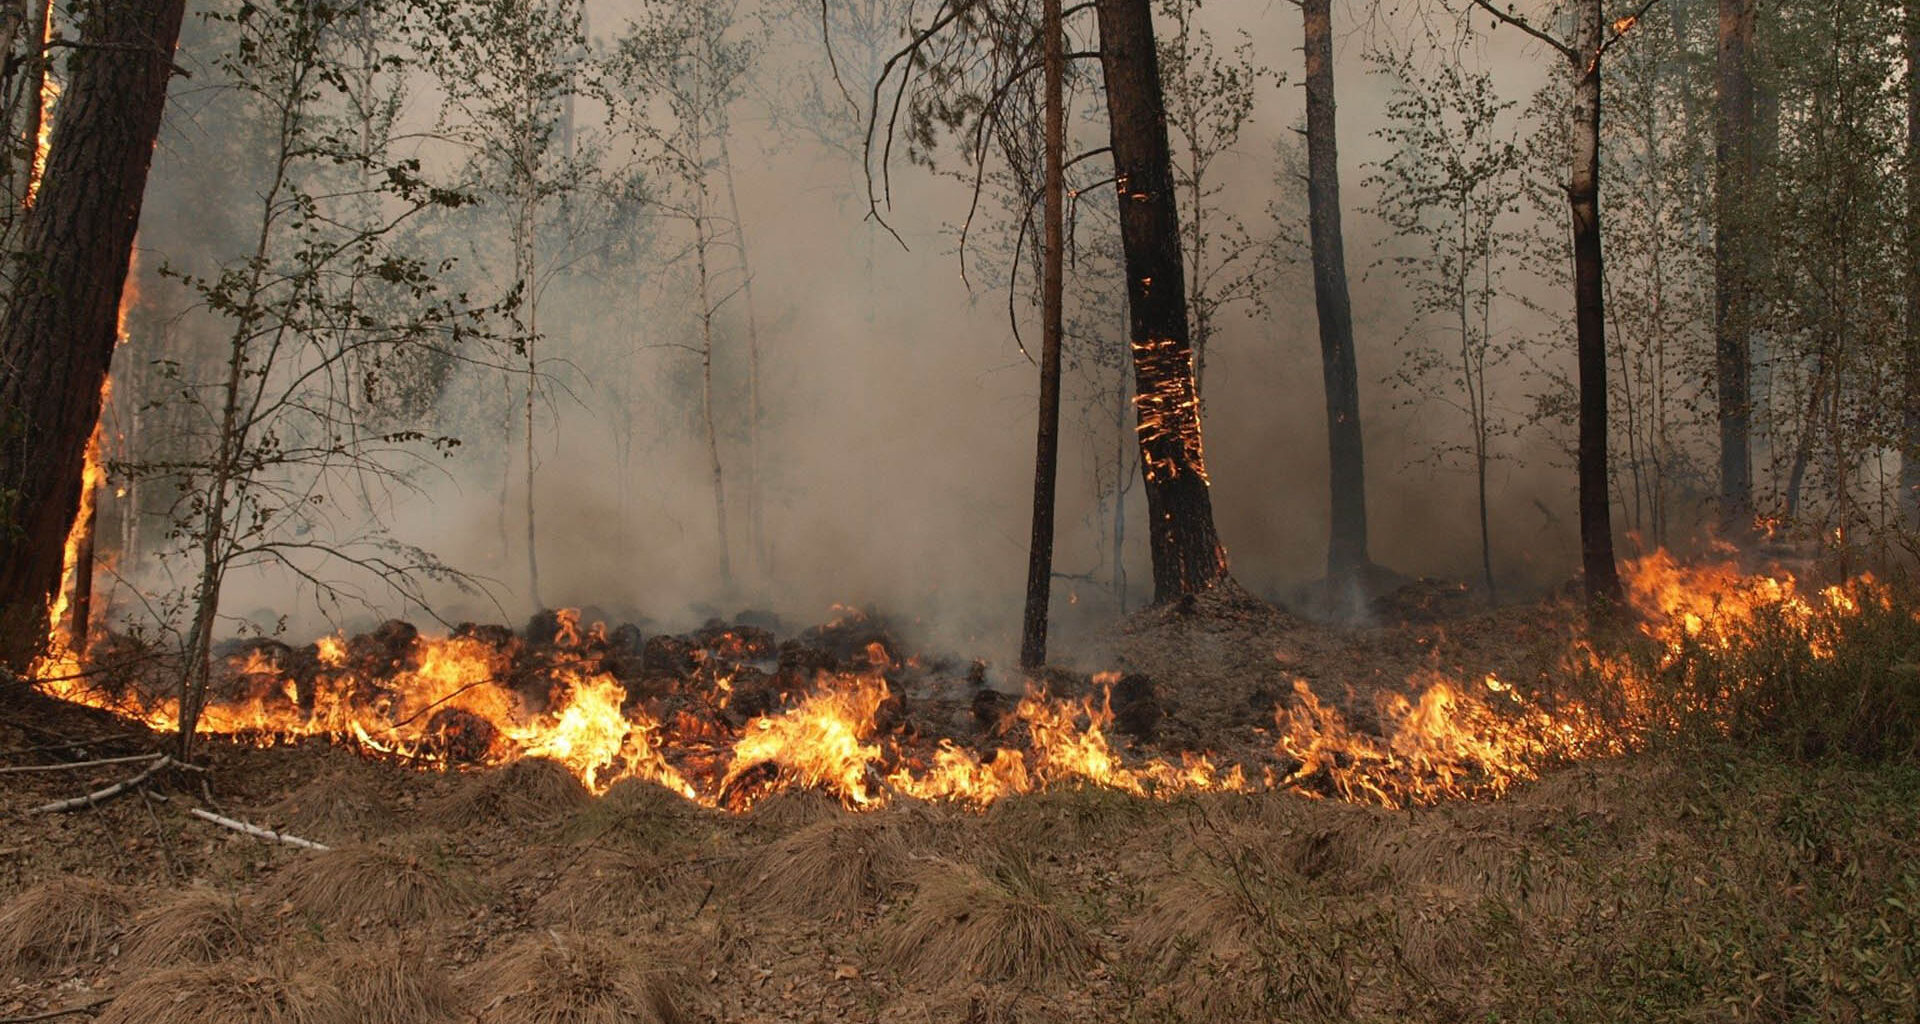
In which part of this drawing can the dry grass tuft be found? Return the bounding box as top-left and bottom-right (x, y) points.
(472, 930), (686, 1024)
(123, 888), (249, 970)
(430, 757), (590, 827)
(262, 767), (395, 841)
(738, 789), (841, 833)
(526, 848), (705, 930)
(95, 961), (344, 1024)
(731, 811), (912, 919)
(0, 876), (133, 973)
(274, 840), (474, 931)
(562, 779), (716, 853)
(323, 940), (463, 1024)
(882, 854), (1093, 989)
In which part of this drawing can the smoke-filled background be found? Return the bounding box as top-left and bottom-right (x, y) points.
(89, 0), (1885, 657)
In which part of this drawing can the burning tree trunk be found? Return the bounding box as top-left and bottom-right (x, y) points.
(1095, 0), (1229, 604)
(0, 0), (184, 671)
(1020, 0), (1065, 669)
(1715, 0), (1755, 533)
(1301, 0), (1371, 595)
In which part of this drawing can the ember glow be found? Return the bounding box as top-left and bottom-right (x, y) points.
(26, 551), (1882, 812)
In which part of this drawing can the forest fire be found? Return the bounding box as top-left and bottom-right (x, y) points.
(25, 550), (1880, 813)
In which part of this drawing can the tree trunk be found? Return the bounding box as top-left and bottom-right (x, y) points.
(1095, 0), (1228, 604)
(1715, 0), (1755, 533)
(1902, 0), (1920, 528)
(1569, 0), (1622, 609)
(718, 132), (768, 581)
(1302, 0), (1370, 595)
(0, 0), (185, 671)
(1020, 0), (1065, 670)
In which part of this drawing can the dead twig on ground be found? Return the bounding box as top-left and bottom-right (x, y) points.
(28, 756), (187, 813)
(185, 808), (331, 851)
(0, 753), (163, 774)
(0, 995), (114, 1022)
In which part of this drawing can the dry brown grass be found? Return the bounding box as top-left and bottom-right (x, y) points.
(0, 876), (133, 973)
(262, 766), (395, 841)
(470, 930), (687, 1024)
(882, 854), (1093, 989)
(525, 847), (706, 930)
(94, 961), (345, 1024)
(274, 840), (475, 931)
(123, 888), (249, 970)
(323, 940), (463, 1024)
(430, 757), (590, 827)
(730, 811), (912, 919)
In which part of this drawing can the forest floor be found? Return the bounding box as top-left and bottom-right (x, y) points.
(2, 588), (1916, 1023)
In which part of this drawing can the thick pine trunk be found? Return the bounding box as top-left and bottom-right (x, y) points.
(1095, 0), (1228, 604)
(1020, 0), (1065, 669)
(1715, 0), (1755, 533)
(0, 0), (185, 671)
(1301, 0), (1370, 591)
(1569, 0), (1622, 608)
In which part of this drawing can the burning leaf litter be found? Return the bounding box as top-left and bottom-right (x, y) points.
(27, 554), (1884, 812)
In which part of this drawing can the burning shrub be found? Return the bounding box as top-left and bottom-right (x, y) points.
(471, 930), (687, 1024)
(123, 888), (250, 970)
(0, 876), (133, 973)
(94, 961), (344, 1024)
(882, 853), (1093, 989)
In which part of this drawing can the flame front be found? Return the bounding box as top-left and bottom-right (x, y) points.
(26, 549), (1886, 813)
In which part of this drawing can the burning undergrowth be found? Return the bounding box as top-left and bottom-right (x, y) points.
(26, 550), (1913, 813)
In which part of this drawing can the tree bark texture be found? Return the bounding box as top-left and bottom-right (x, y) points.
(1095, 0), (1228, 604)
(1302, 0), (1370, 586)
(1569, 0), (1623, 608)
(1715, 0), (1755, 532)
(1020, 0), (1065, 669)
(0, 0), (185, 670)
(1902, 0), (1920, 527)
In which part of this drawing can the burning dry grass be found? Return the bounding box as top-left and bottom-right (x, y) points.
(0, 876), (133, 973)
(274, 840), (475, 931)
(430, 757), (590, 828)
(730, 811), (914, 919)
(470, 930), (687, 1024)
(882, 854), (1093, 989)
(322, 940), (462, 1024)
(122, 888), (249, 970)
(94, 961), (345, 1024)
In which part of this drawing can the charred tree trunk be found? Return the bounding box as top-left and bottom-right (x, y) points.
(1020, 0), (1065, 669)
(1301, 0), (1370, 594)
(0, 0), (185, 671)
(1902, 0), (1920, 528)
(1569, 1), (1623, 610)
(1095, 0), (1228, 604)
(1715, 0), (1755, 533)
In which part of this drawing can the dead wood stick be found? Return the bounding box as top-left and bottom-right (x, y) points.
(0, 994), (113, 1021)
(186, 807), (331, 851)
(28, 756), (176, 813)
(0, 752), (163, 774)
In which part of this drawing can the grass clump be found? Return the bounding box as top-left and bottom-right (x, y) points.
(472, 930), (686, 1024)
(0, 876), (133, 973)
(95, 961), (344, 1024)
(123, 888), (249, 970)
(883, 852), (1093, 989)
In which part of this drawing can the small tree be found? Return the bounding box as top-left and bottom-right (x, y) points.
(1366, 43), (1528, 597)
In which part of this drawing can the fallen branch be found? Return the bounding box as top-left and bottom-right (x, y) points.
(0, 995), (114, 1022)
(28, 756), (176, 813)
(186, 808), (331, 851)
(0, 753), (164, 775)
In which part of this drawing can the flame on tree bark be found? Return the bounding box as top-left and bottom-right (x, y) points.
(1301, 0), (1370, 592)
(0, 0), (184, 671)
(1095, 0), (1228, 603)
(1715, 0), (1755, 533)
(1019, 0), (1065, 669)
